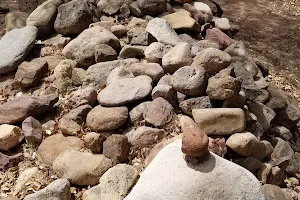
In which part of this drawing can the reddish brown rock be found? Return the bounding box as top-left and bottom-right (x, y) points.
(103, 134), (130, 163)
(205, 28), (235, 49)
(22, 116), (43, 147)
(180, 115), (209, 158)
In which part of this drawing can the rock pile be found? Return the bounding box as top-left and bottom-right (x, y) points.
(1, 0), (300, 199)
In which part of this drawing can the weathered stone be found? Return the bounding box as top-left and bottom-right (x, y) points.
(125, 139), (265, 200)
(106, 67), (134, 85)
(162, 11), (201, 32)
(23, 179), (71, 200)
(205, 28), (235, 49)
(270, 126), (292, 141)
(130, 63), (164, 83)
(226, 132), (266, 160)
(191, 40), (220, 57)
(111, 25), (127, 36)
(179, 96), (212, 116)
(192, 47), (231, 74)
(171, 66), (207, 96)
(0, 94), (58, 124)
(183, 3), (212, 24)
(103, 135), (130, 163)
(262, 184), (293, 200)
(54, 0), (95, 35)
(53, 150), (112, 186)
(271, 138), (294, 166)
(144, 42), (171, 63)
(86, 105), (128, 131)
(224, 41), (247, 58)
(37, 134), (84, 165)
(192, 108), (245, 135)
(152, 85), (177, 107)
(180, 115), (209, 158)
(83, 132), (106, 153)
(0, 124), (23, 151)
(0, 26), (38, 74)
(5, 11), (29, 32)
(58, 105), (92, 135)
(84, 164), (138, 200)
(129, 101), (151, 125)
(22, 117), (43, 146)
(15, 59), (48, 87)
(71, 68), (86, 85)
(26, 0), (63, 37)
(214, 17), (231, 31)
(261, 140), (274, 158)
(126, 126), (166, 146)
(94, 44), (118, 63)
(84, 58), (139, 89)
(98, 0), (131, 15)
(248, 101), (276, 132)
(162, 42), (192, 74)
(98, 76), (153, 106)
(206, 74), (240, 100)
(144, 97), (174, 127)
(137, 0), (167, 16)
(127, 27), (149, 46)
(146, 18), (180, 45)
(62, 26), (120, 67)
(68, 87), (98, 107)
(119, 45), (145, 59)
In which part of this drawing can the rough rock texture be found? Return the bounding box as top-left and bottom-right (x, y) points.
(162, 42), (192, 74)
(192, 108), (245, 135)
(262, 184), (293, 200)
(54, 0), (95, 35)
(84, 58), (138, 89)
(103, 135), (130, 163)
(144, 97), (174, 127)
(180, 115), (209, 158)
(0, 124), (23, 151)
(98, 164), (138, 200)
(23, 179), (71, 200)
(37, 134), (84, 165)
(98, 76), (153, 106)
(192, 47), (231, 74)
(22, 116), (43, 146)
(86, 105), (128, 131)
(179, 96), (212, 116)
(162, 11), (201, 32)
(125, 139), (265, 200)
(15, 59), (48, 87)
(53, 150), (112, 186)
(137, 0), (167, 16)
(62, 26), (120, 67)
(26, 0), (63, 37)
(126, 126), (166, 146)
(0, 26), (37, 74)
(146, 18), (180, 45)
(171, 66), (207, 96)
(0, 94), (58, 124)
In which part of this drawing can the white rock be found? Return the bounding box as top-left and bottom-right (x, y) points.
(125, 139), (265, 200)
(146, 18), (181, 46)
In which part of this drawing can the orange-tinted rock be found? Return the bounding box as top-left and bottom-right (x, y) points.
(180, 115), (209, 158)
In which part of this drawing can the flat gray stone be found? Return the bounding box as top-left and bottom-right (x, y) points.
(98, 76), (153, 106)
(0, 26), (38, 74)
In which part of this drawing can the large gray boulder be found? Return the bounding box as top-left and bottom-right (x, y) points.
(54, 0), (96, 35)
(26, 0), (63, 37)
(62, 26), (120, 67)
(0, 26), (38, 74)
(125, 139), (265, 200)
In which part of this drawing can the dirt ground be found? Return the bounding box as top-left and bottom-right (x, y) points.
(216, 0), (300, 100)
(0, 0), (299, 99)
